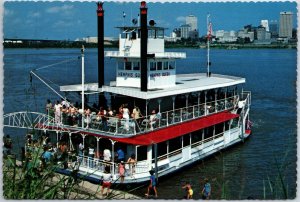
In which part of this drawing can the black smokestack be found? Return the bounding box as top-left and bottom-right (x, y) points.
(97, 2), (104, 88)
(140, 1), (148, 92)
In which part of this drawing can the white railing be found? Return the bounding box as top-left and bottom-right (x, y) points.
(3, 95), (239, 137)
(75, 156), (149, 176)
(53, 95), (238, 136)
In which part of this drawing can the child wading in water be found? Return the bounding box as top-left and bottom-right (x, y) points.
(182, 181), (193, 199)
(145, 170), (158, 198)
(201, 178), (211, 199)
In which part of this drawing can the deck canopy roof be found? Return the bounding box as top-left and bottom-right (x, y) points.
(60, 73), (245, 100)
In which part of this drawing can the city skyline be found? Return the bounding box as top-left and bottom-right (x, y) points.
(3, 1), (297, 40)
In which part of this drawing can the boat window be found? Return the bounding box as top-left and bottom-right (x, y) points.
(131, 31), (137, 40)
(136, 146), (147, 161)
(120, 32), (126, 39)
(157, 62), (162, 70)
(132, 62), (140, 70)
(156, 29), (164, 39)
(225, 121), (230, 131)
(169, 137), (181, 152)
(148, 29), (156, 38)
(215, 123), (224, 135)
(163, 61), (169, 70)
(231, 118), (239, 129)
(118, 61), (124, 70)
(169, 61), (175, 70)
(150, 62), (156, 71)
(191, 130), (203, 143)
(156, 142), (167, 157)
(125, 62), (132, 70)
(183, 134), (190, 147)
(204, 126), (213, 139)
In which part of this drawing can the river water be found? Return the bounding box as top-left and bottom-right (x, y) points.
(3, 48), (297, 199)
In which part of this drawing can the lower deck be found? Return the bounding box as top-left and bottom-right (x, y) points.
(56, 122), (251, 184)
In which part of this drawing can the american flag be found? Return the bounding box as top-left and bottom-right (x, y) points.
(207, 22), (212, 40)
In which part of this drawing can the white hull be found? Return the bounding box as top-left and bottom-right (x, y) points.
(74, 126), (250, 184)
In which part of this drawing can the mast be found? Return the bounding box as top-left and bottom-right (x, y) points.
(207, 14), (211, 77)
(81, 45), (85, 129)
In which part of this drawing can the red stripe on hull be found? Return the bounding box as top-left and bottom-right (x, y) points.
(109, 111), (239, 145)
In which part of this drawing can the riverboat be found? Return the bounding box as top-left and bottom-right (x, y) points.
(4, 1), (251, 184)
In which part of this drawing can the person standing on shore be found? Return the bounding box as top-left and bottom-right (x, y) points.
(201, 178), (211, 199)
(145, 170), (158, 198)
(101, 166), (112, 197)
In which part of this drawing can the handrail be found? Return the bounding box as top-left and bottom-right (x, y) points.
(46, 95), (239, 136)
(75, 128), (239, 176)
(4, 94), (243, 137)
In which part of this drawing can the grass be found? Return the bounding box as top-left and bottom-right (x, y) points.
(3, 144), (99, 199)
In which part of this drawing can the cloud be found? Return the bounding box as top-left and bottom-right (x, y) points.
(29, 12), (41, 18)
(176, 16), (186, 23)
(46, 4), (74, 14)
(156, 19), (170, 28)
(52, 20), (74, 28)
(4, 9), (14, 16)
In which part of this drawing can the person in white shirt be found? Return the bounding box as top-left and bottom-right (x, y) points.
(149, 110), (157, 130)
(103, 149), (111, 161)
(88, 146), (95, 167)
(54, 100), (62, 123)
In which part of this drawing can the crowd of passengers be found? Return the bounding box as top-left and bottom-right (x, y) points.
(23, 132), (137, 179)
(45, 92), (238, 131)
(46, 98), (162, 131)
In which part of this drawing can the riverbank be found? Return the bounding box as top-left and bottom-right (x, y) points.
(3, 41), (297, 49)
(3, 156), (141, 199)
(165, 43), (297, 49)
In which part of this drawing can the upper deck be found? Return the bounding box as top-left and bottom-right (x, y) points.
(60, 73), (245, 100)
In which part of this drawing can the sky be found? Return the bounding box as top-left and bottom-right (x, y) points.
(3, 1), (298, 40)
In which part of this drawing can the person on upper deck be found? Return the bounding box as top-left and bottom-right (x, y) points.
(149, 110), (157, 130)
(132, 106), (142, 123)
(119, 104), (124, 119)
(122, 104), (130, 120)
(54, 100), (62, 124)
(45, 99), (53, 115)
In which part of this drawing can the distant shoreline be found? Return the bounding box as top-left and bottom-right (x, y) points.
(3, 42), (297, 49)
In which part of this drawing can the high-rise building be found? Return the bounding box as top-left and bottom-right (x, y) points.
(269, 20), (278, 38)
(257, 26), (266, 41)
(260, 20), (269, 32)
(279, 11), (293, 38)
(180, 24), (191, 39)
(186, 15), (198, 31)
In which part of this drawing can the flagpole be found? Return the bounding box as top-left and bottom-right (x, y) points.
(207, 14), (210, 77)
